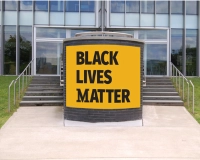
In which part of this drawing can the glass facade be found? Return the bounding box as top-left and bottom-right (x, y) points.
(4, 26), (16, 75)
(186, 29), (197, 76)
(171, 29), (183, 73)
(0, 0), (199, 76)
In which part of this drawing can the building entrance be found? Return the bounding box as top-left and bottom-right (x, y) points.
(34, 28), (169, 76)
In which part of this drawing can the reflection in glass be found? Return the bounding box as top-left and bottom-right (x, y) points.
(50, 0), (63, 12)
(141, 1), (154, 13)
(4, 26), (16, 75)
(156, 1), (168, 14)
(186, 1), (197, 15)
(4, 0), (17, 11)
(36, 42), (62, 75)
(139, 30), (167, 39)
(111, 1), (125, 13)
(80, 1), (95, 12)
(171, 1), (183, 14)
(71, 30), (91, 37)
(20, 26), (32, 73)
(35, 0), (48, 11)
(66, 1), (79, 12)
(36, 28), (66, 38)
(186, 29), (197, 76)
(20, 0), (32, 11)
(126, 1), (139, 13)
(171, 29), (183, 72)
(146, 44), (167, 75)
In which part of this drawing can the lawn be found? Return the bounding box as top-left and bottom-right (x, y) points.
(0, 76), (17, 128)
(187, 78), (200, 123)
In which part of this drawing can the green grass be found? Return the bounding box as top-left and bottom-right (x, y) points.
(187, 78), (200, 123)
(171, 77), (200, 123)
(0, 75), (31, 128)
(0, 76), (17, 128)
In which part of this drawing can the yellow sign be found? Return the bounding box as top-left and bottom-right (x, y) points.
(66, 44), (141, 109)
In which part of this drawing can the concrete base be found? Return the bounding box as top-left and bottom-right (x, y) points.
(64, 119), (143, 127)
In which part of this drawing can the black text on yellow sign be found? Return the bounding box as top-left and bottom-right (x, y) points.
(66, 45), (141, 109)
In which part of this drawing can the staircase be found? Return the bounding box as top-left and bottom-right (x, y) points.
(143, 77), (184, 106)
(20, 76), (63, 106)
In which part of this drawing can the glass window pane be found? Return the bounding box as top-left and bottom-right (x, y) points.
(50, 0), (63, 12)
(80, 1), (95, 12)
(141, 1), (154, 13)
(126, 1), (139, 13)
(36, 28), (66, 38)
(156, 15), (169, 27)
(35, 0), (48, 11)
(139, 30), (167, 39)
(110, 13), (124, 26)
(140, 14), (154, 26)
(4, 26), (16, 75)
(111, 1), (125, 13)
(186, 29), (197, 76)
(4, 0), (17, 11)
(35, 12), (48, 24)
(20, 26), (32, 73)
(171, 1), (183, 14)
(171, 29), (183, 72)
(156, 1), (168, 14)
(20, 0), (33, 11)
(186, 1), (197, 15)
(66, 1), (79, 12)
(171, 15), (183, 28)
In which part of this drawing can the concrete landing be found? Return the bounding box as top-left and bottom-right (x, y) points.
(0, 105), (200, 159)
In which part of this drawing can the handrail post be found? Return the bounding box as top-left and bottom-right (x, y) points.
(187, 81), (189, 107)
(8, 80), (14, 112)
(22, 73), (24, 92)
(26, 68), (27, 85)
(19, 77), (20, 98)
(190, 80), (194, 114)
(173, 64), (174, 83)
(183, 78), (184, 100)
(14, 81), (16, 105)
(176, 69), (177, 86)
(179, 72), (180, 93)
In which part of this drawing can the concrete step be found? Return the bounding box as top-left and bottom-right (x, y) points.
(27, 88), (63, 91)
(146, 77), (171, 80)
(144, 85), (174, 88)
(22, 96), (63, 101)
(143, 88), (176, 92)
(25, 91), (63, 96)
(20, 100), (63, 106)
(143, 100), (184, 106)
(31, 81), (60, 84)
(146, 79), (171, 82)
(32, 76), (60, 79)
(146, 82), (172, 85)
(143, 92), (179, 96)
(143, 96), (181, 100)
(29, 84), (62, 88)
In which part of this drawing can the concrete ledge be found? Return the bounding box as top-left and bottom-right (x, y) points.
(64, 119), (143, 127)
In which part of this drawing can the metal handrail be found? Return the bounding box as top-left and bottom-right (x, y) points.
(8, 59), (34, 112)
(170, 62), (195, 114)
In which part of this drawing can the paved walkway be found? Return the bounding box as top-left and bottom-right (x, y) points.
(0, 105), (200, 160)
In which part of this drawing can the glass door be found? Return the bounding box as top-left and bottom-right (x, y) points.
(36, 42), (62, 75)
(144, 43), (168, 75)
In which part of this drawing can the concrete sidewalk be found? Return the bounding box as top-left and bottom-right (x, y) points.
(0, 105), (200, 160)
